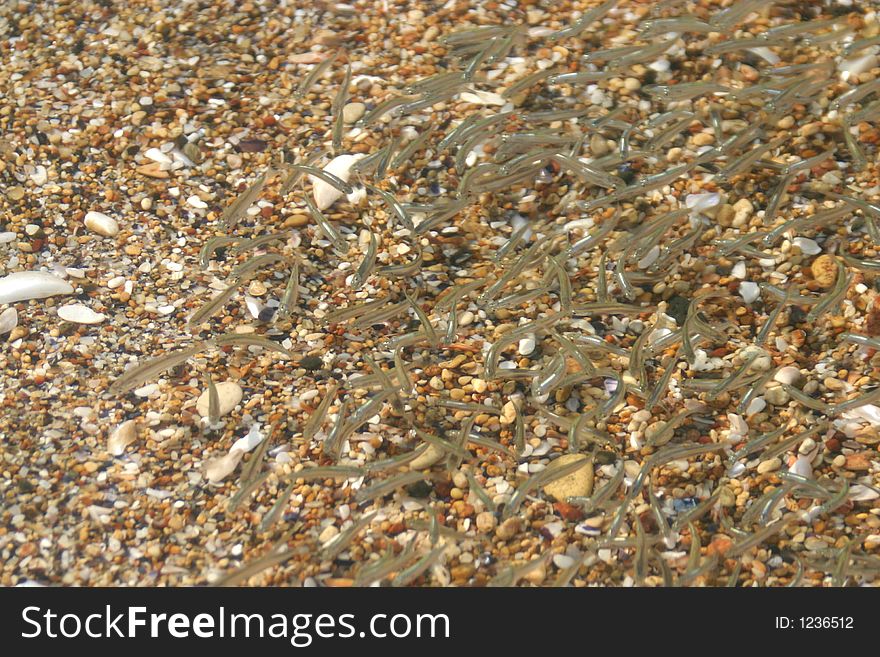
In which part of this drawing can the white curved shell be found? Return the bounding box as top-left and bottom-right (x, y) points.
(0, 271), (74, 303)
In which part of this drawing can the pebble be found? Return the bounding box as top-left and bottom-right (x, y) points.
(518, 335), (536, 356)
(300, 355), (323, 370)
(108, 420), (138, 456)
(475, 511), (497, 533)
(798, 437), (817, 456)
(645, 420), (671, 446)
(590, 133), (609, 156)
(500, 400), (517, 425)
(57, 304), (106, 324)
(738, 281), (760, 304)
(811, 254), (838, 288)
(342, 102), (366, 124)
(804, 536), (827, 551)
(757, 457), (782, 474)
(0, 271), (74, 303)
(719, 486), (736, 507)
(196, 381), (244, 418)
(542, 454), (594, 500)
(84, 211), (120, 237)
(764, 385), (790, 406)
(732, 198), (753, 226)
(495, 517), (521, 541)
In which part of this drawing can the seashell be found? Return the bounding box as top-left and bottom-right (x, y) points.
(310, 154), (365, 210)
(144, 147), (173, 164)
(792, 237), (821, 255)
(789, 455), (813, 479)
(839, 54), (878, 79)
(685, 192), (721, 215)
(204, 449), (245, 484)
(409, 444), (444, 470)
(187, 195), (207, 209)
(747, 47), (780, 65)
(58, 304), (106, 324)
(108, 420), (138, 456)
(848, 404), (880, 426)
(0, 271), (74, 303)
(0, 307), (17, 334)
(231, 424), (265, 454)
(459, 90), (507, 106)
(745, 396), (766, 417)
(849, 484), (880, 502)
(774, 366), (802, 386)
(84, 211), (120, 237)
(727, 413), (749, 439)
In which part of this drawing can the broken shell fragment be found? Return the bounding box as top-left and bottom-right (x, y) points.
(310, 154), (365, 210)
(58, 304), (106, 324)
(108, 420), (138, 456)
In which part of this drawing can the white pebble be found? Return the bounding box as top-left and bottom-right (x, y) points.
(187, 195), (207, 209)
(342, 102), (366, 124)
(739, 281), (760, 304)
(196, 381), (244, 418)
(84, 211), (119, 237)
(30, 165), (48, 186)
(518, 335), (536, 356)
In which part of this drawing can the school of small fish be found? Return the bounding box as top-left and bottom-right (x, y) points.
(91, 1), (880, 586)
